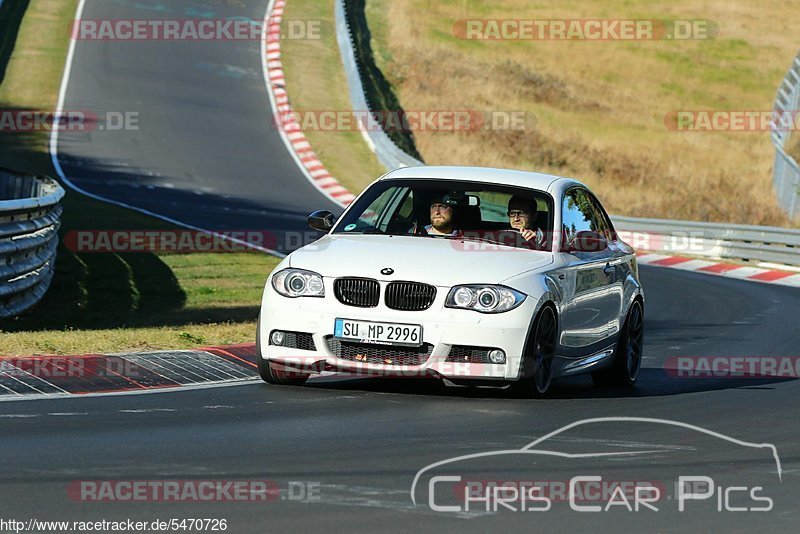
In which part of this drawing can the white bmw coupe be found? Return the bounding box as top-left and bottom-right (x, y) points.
(257, 166), (644, 396)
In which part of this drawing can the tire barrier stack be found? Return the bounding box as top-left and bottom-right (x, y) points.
(0, 168), (64, 318)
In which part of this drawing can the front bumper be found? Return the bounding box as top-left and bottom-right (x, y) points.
(259, 279), (539, 381)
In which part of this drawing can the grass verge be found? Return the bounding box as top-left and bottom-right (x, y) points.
(280, 0), (387, 193)
(342, 0), (421, 160)
(0, 0), (280, 356)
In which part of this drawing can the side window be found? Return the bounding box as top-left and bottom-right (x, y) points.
(561, 189), (595, 246)
(358, 187), (408, 230)
(587, 194), (616, 241)
(397, 192), (414, 219)
(385, 189), (415, 233)
(585, 194), (611, 240)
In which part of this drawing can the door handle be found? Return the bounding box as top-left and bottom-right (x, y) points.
(603, 263), (615, 276)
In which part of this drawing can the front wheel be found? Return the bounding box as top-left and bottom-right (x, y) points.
(592, 299), (644, 387)
(256, 315), (309, 386)
(512, 305), (558, 398)
(258, 358), (309, 386)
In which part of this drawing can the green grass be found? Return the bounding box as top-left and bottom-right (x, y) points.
(0, 0), (280, 356)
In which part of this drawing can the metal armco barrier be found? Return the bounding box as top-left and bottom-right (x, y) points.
(612, 216), (800, 267)
(335, 0), (423, 170)
(0, 169), (65, 318)
(772, 50), (800, 220)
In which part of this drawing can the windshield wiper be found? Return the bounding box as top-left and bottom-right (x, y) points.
(454, 235), (506, 246)
(344, 227), (384, 235)
(457, 234), (542, 249)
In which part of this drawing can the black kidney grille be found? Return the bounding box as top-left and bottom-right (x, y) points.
(334, 277), (380, 307)
(385, 281), (437, 311)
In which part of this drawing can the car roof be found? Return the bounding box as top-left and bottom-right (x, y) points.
(380, 165), (582, 193)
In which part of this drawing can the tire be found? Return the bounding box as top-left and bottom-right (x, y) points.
(592, 299), (644, 387)
(512, 305), (558, 398)
(256, 315), (309, 386)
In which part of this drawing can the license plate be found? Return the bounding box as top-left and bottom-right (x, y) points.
(334, 318), (423, 347)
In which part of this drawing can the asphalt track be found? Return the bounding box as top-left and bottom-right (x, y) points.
(53, 0), (340, 254)
(12, 0), (799, 531)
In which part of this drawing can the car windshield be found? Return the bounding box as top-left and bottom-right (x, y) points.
(333, 179), (554, 250)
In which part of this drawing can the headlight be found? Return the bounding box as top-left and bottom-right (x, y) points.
(271, 268), (325, 298)
(445, 285), (526, 313)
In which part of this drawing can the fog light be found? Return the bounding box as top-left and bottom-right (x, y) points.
(270, 331), (284, 346)
(488, 349), (506, 364)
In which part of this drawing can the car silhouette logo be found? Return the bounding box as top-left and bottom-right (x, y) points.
(410, 416), (783, 506)
(381, 268), (394, 275)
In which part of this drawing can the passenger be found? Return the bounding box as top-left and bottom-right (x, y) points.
(507, 195), (545, 248)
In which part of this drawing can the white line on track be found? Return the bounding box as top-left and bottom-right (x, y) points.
(48, 0), (285, 258)
(0, 378), (261, 403)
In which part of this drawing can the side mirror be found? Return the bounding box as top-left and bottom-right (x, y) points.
(308, 210), (336, 232)
(568, 230), (608, 253)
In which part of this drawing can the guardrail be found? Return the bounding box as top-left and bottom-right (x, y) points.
(334, 0), (423, 170)
(335, 0), (800, 269)
(612, 216), (800, 268)
(771, 50), (800, 220)
(0, 169), (65, 318)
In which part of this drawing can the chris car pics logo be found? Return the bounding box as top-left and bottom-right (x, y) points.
(410, 417), (781, 513)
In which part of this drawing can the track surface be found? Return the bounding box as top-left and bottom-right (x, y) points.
(20, 0), (800, 531)
(3, 268), (799, 531)
(55, 0), (340, 253)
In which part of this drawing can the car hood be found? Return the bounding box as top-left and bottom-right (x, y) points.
(288, 234), (553, 286)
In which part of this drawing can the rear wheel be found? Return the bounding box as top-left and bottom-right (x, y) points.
(513, 305), (557, 397)
(592, 299), (644, 387)
(256, 315), (309, 386)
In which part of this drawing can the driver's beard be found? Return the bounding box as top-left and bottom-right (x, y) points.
(431, 218), (453, 234)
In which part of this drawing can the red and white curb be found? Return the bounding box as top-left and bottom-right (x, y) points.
(637, 253), (800, 288)
(262, 0), (356, 207)
(0, 344), (259, 400)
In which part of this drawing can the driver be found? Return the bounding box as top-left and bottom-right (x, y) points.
(411, 192), (462, 237)
(427, 197), (461, 236)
